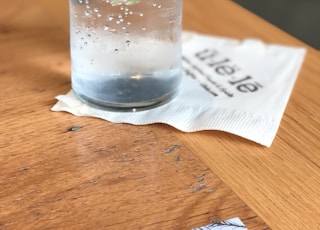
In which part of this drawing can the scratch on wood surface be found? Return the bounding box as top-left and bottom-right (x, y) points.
(19, 167), (30, 172)
(113, 153), (135, 162)
(175, 156), (181, 162)
(162, 145), (181, 154)
(192, 184), (206, 193)
(66, 126), (83, 132)
(210, 217), (219, 224)
(135, 175), (145, 179)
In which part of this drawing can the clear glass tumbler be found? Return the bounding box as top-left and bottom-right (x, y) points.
(69, 0), (183, 111)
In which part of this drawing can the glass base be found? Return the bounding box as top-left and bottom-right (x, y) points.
(73, 88), (179, 112)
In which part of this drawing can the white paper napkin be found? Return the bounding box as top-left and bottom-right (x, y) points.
(52, 31), (306, 147)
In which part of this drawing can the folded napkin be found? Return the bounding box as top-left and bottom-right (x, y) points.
(52, 31), (306, 147)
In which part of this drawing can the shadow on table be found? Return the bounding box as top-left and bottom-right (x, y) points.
(233, 0), (320, 50)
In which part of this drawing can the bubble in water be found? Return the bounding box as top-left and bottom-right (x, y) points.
(169, 18), (176, 24)
(152, 3), (162, 8)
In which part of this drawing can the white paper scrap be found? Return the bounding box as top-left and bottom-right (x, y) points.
(192, 217), (247, 230)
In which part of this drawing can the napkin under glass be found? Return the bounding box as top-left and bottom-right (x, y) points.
(52, 31), (306, 147)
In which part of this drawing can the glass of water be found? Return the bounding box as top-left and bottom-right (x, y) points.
(69, 0), (183, 111)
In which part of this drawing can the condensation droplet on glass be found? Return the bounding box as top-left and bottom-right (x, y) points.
(126, 40), (130, 47)
(139, 13), (144, 17)
(84, 42), (88, 46)
(104, 25), (109, 31)
(141, 27), (146, 31)
(114, 48), (119, 53)
(93, 8), (99, 13)
(108, 15), (114, 21)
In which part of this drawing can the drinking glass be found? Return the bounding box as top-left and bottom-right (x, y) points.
(69, 0), (183, 111)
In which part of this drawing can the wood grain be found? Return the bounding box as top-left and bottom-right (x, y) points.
(0, 0), (319, 230)
(181, 1), (320, 229)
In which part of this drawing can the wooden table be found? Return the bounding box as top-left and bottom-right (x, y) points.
(1, 0), (319, 229)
